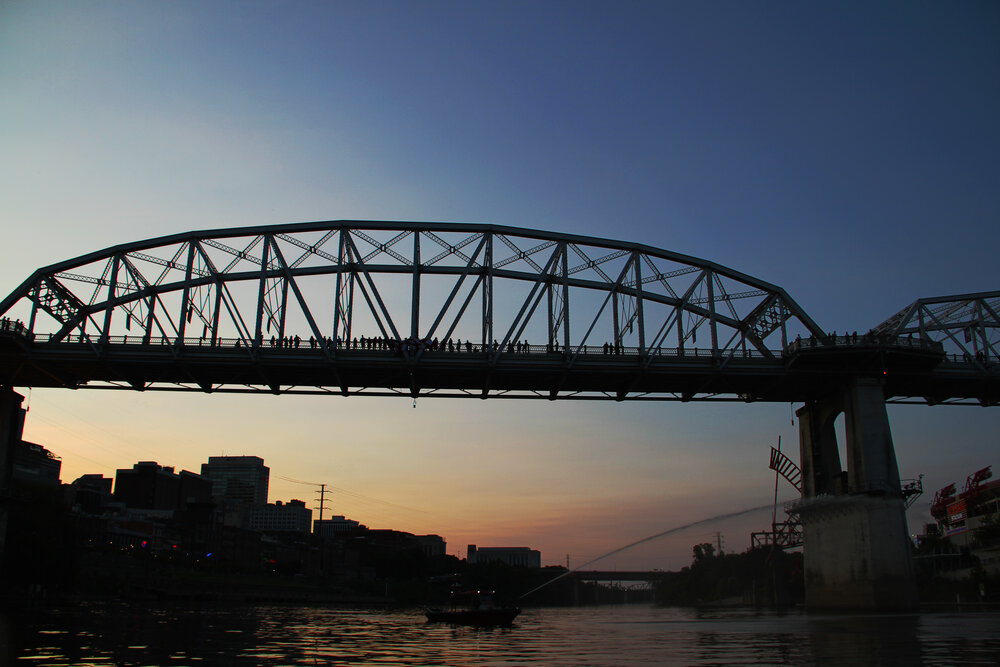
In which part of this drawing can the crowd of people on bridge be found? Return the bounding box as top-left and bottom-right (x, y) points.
(794, 330), (931, 349)
(0, 317), (28, 337)
(262, 333), (624, 355)
(260, 333), (645, 357)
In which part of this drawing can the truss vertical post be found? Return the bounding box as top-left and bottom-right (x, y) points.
(345, 273), (355, 343)
(560, 243), (570, 351)
(971, 300), (983, 359)
(143, 295), (155, 344)
(612, 290), (620, 349)
(273, 274), (286, 341)
(177, 243), (196, 346)
(411, 231), (421, 340)
(780, 301), (788, 350)
(100, 255), (121, 346)
(546, 282), (553, 349)
(333, 232), (345, 344)
(544, 243), (570, 351)
(483, 233), (493, 347)
(27, 279), (40, 334)
(677, 300), (685, 352)
(634, 250), (645, 356)
(335, 234), (359, 344)
(211, 285), (221, 345)
(254, 237), (271, 349)
(707, 270), (719, 356)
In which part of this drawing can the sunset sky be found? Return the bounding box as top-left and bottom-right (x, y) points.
(2, 1), (998, 570)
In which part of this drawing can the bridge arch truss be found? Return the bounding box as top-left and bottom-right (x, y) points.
(0, 220), (937, 401)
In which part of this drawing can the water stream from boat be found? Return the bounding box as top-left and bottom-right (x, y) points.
(519, 503), (773, 599)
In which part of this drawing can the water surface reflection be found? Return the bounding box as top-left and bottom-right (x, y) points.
(6, 602), (999, 666)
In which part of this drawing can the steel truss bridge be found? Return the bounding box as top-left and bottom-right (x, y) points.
(0, 221), (997, 405)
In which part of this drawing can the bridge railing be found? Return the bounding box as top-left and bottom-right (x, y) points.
(784, 333), (945, 355)
(15, 330), (994, 369)
(23, 332), (785, 360)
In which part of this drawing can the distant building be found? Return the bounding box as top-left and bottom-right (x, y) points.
(366, 529), (419, 550)
(249, 499), (312, 533)
(74, 473), (113, 495)
(313, 515), (365, 538)
(467, 545), (541, 568)
(415, 534), (446, 558)
(70, 474), (114, 514)
(201, 455), (269, 505)
(12, 440), (61, 486)
(178, 470), (212, 506)
(114, 461), (211, 512)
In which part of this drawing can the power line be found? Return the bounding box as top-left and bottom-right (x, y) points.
(279, 476), (428, 515)
(279, 476), (328, 520)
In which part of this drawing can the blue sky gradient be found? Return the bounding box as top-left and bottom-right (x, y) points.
(2, 1), (997, 568)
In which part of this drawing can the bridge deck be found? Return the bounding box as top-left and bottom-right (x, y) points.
(2, 332), (995, 404)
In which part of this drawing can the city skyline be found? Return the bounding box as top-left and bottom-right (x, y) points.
(2, 2), (998, 569)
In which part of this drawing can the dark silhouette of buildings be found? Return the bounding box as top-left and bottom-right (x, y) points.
(12, 440), (61, 486)
(249, 499), (312, 533)
(113, 461), (211, 511)
(415, 534), (446, 558)
(467, 545), (541, 568)
(0, 423), (463, 596)
(68, 474), (113, 515)
(314, 515), (365, 538)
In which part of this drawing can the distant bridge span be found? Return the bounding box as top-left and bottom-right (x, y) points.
(0, 220), (996, 405)
(571, 570), (664, 583)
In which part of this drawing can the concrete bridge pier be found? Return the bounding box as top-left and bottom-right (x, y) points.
(795, 378), (918, 610)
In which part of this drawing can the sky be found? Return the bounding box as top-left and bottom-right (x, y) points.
(1, 1), (998, 570)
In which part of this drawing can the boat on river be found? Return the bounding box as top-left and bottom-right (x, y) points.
(424, 589), (520, 626)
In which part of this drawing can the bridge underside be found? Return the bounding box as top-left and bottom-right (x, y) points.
(2, 337), (992, 403)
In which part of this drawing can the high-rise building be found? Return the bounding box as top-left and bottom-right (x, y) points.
(200, 455), (269, 505)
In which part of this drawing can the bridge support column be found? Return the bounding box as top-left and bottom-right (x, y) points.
(0, 387), (25, 570)
(795, 378), (917, 610)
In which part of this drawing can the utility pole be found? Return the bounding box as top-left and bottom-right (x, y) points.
(714, 531), (725, 555)
(315, 483), (329, 523)
(280, 476), (330, 525)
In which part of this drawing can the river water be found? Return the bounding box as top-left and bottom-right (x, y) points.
(4, 602), (999, 666)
